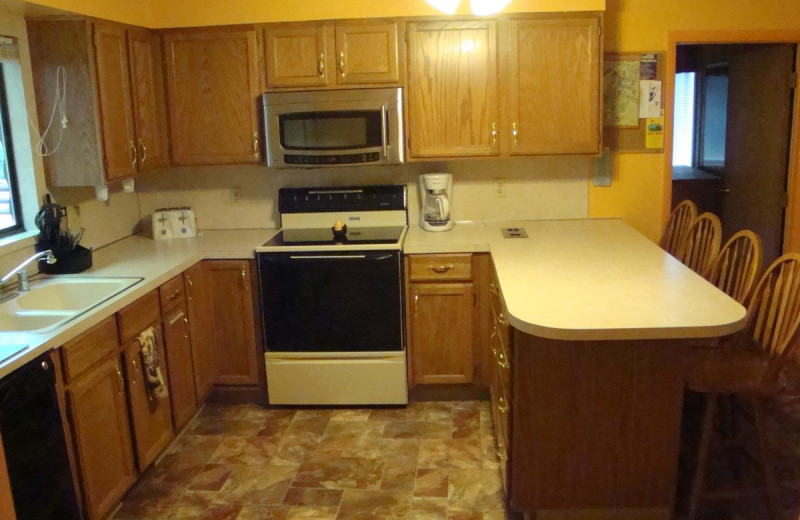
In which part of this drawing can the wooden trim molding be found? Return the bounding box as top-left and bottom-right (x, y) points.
(664, 30), (800, 254)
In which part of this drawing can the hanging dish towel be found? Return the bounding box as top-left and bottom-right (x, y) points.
(138, 327), (168, 402)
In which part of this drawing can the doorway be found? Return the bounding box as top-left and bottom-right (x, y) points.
(670, 43), (797, 264)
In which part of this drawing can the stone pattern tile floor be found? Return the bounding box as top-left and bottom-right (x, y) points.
(113, 401), (509, 520)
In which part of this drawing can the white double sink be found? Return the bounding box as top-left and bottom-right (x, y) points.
(0, 277), (143, 333)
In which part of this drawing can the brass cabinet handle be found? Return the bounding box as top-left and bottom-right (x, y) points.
(183, 317), (190, 339)
(414, 291), (419, 319)
(252, 132), (259, 156)
(130, 358), (138, 386)
(495, 446), (508, 461)
(241, 267), (248, 290)
(138, 138), (147, 165)
(129, 140), (138, 169)
(318, 53), (325, 77)
(491, 121), (497, 147)
(115, 365), (124, 393)
(339, 51), (346, 76)
(186, 276), (193, 301)
(169, 310), (186, 326)
(428, 264), (454, 273)
(490, 282), (498, 295)
(496, 349), (509, 369)
(511, 122), (518, 148)
(497, 312), (509, 326)
(498, 395), (508, 413)
(167, 289), (181, 301)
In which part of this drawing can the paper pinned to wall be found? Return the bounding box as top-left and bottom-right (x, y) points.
(645, 117), (664, 149)
(603, 58), (641, 128)
(639, 80), (662, 118)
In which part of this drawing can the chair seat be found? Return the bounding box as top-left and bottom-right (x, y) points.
(686, 347), (789, 395)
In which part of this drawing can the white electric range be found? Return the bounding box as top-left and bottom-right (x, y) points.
(255, 185), (408, 405)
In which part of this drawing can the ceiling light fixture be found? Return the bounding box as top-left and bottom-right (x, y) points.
(425, 0), (512, 16)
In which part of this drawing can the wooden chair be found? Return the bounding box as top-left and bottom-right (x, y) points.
(676, 212), (723, 280)
(660, 200), (698, 256)
(709, 230), (763, 305)
(687, 253), (800, 520)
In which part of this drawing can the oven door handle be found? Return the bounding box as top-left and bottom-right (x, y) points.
(288, 254), (393, 261)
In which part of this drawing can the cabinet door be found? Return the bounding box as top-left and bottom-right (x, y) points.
(93, 21), (137, 180)
(407, 21), (499, 158)
(162, 303), (198, 430)
(123, 331), (174, 471)
(127, 27), (168, 171)
(185, 262), (217, 401)
(508, 15), (601, 155)
(68, 357), (136, 520)
(208, 260), (260, 385)
(410, 283), (474, 384)
(265, 24), (333, 88)
(335, 22), (399, 85)
(164, 28), (261, 165)
(0, 433), (15, 520)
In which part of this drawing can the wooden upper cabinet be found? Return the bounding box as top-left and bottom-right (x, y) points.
(407, 21), (499, 158)
(164, 28), (261, 165)
(508, 15), (602, 155)
(265, 23), (333, 88)
(127, 27), (168, 171)
(335, 22), (399, 85)
(93, 21), (137, 180)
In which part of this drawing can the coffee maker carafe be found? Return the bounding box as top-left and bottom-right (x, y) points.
(419, 173), (454, 232)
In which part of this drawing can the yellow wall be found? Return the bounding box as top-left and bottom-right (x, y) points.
(25, 0), (154, 26)
(591, 0), (800, 241)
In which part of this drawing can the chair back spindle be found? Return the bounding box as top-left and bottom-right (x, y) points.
(660, 200), (698, 256)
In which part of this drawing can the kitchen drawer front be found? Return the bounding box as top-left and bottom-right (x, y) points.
(117, 290), (160, 343)
(491, 328), (511, 399)
(408, 254), (472, 281)
(61, 316), (120, 383)
(489, 376), (510, 493)
(159, 275), (185, 311)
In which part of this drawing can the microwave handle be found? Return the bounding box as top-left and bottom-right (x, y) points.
(381, 105), (388, 158)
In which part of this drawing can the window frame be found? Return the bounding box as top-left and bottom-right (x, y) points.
(0, 65), (25, 239)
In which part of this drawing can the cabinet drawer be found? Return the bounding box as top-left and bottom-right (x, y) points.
(159, 275), (185, 310)
(408, 254), (472, 281)
(61, 316), (119, 383)
(117, 290), (160, 343)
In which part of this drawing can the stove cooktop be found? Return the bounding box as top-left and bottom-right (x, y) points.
(262, 226), (406, 247)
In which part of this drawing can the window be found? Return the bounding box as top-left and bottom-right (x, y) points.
(697, 65), (728, 171)
(672, 72), (696, 167)
(0, 64), (23, 237)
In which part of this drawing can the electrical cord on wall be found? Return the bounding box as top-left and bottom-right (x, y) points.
(28, 65), (67, 157)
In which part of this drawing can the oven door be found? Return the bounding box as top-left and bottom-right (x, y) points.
(257, 250), (404, 353)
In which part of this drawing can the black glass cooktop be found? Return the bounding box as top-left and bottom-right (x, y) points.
(263, 226), (405, 247)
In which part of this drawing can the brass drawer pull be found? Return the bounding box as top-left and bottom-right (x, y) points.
(169, 310), (186, 325)
(496, 349), (509, 370)
(495, 447), (508, 461)
(166, 289), (181, 301)
(490, 282), (498, 295)
(428, 264), (455, 273)
(498, 395), (508, 413)
(497, 312), (509, 326)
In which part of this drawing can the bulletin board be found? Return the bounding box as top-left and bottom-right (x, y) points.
(603, 52), (667, 153)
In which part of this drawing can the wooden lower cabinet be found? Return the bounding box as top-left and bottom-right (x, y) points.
(162, 303), (198, 430)
(0, 432), (15, 520)
(67, 356), (136, 520)
(207, 260), (260, 386)
(122, 330), (174, 471)
(184, 262), (217, 401)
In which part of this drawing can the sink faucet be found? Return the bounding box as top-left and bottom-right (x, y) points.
(0, 250), (57, 299)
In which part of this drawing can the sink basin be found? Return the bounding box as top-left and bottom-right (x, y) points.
(0, 277), (143, 333)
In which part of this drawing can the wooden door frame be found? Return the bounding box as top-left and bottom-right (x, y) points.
(664, 31), (800, 252)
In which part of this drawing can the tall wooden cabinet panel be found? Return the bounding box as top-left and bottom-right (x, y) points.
(162, 303), (198, 430)
(164, 28), (261, 165)
(127, 27), (168, 171)
(67, 356), (136, 520)
(207, 260), (260, 386)
(122, 333), (174, 471)
(335, 22), (399, 84)
(92, 21), (137, 180)
(508, 15), (602, 155)
(265, 24), (333, 88)
(184, 262), (217, 401)
(410, 283), (475, 384)
(407, 21), (499, 158)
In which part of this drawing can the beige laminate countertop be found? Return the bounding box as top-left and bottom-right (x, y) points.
(405, 219), (747, 342)
(0, 229), (276, 379)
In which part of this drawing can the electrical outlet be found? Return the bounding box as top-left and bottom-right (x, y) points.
(65, 205), (82, 230)
(494, 178), (507, 198)
(230, 187), (242, 204)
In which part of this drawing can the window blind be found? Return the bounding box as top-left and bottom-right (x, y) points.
(672, 72), (696, 167)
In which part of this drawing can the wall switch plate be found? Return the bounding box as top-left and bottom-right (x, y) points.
(494, 178), (507, 198)
(593, 148), (612, 187)
(502, 227), (528, 238)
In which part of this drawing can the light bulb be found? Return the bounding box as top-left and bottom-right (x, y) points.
(469, 0), (512, 15)
(425, 0), (461, 14)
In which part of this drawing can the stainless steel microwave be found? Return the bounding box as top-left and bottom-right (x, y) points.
(261, 88), (404, 168)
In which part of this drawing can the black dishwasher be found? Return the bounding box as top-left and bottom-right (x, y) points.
(0, 353), (81, 520)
